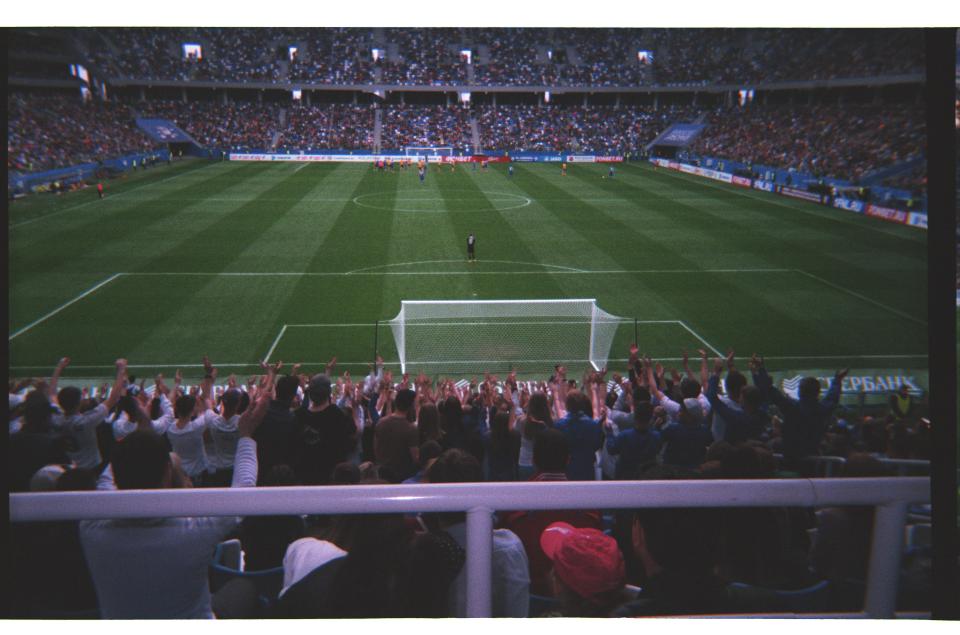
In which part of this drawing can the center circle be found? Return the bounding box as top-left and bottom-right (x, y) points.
(352, 189), (531, 213)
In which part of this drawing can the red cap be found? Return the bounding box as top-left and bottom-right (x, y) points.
(540, 522), (625, 601)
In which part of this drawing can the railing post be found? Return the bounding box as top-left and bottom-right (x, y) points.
(864, 501), (908, 618)
(465, 507), (494, 618)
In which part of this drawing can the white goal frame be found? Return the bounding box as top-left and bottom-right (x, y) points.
(388, 298), (626, 374)
(403, 146), (454, 161)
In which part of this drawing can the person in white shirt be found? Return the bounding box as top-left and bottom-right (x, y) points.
(206, 388), (243, 486)
(79, 380), (272, 619)
(51, 357), (128, 471)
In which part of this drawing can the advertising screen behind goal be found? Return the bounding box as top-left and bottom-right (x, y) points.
(388, 299), (626, 375)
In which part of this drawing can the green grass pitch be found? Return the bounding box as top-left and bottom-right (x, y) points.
(8, 159), (928, 381)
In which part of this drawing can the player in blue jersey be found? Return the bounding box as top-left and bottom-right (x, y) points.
(508, 164), (514, 177)
(418, 164), (426, 183)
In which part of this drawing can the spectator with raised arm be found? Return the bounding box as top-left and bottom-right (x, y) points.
(705, 356), (769, 445)
(79, 381), (271, 618)
(553, 382), (603, 481)
(753, 354), (847, 473)
(52, 357), (127, 473)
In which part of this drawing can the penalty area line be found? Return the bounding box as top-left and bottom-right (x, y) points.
(9, 274), (123, 341)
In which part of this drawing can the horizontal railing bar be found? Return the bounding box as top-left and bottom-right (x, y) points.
(10, 478), (929, 522)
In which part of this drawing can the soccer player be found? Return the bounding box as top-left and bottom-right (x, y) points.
(467, 233), (476, 262)
(97, 182), (104, 199)
(561, 162), (567, 176)
(609, 165), (615, 178)
(418, 164), (426, 184)
(508, 165), (514, 177)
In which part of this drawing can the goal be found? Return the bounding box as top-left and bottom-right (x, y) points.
(403, 146), (453, 161)
(387, 299), (627, 375)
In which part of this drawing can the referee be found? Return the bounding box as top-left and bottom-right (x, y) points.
(467, 233), (476, 263)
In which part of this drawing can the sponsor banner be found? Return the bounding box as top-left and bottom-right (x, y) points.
(230, 153), (412, 163)
(566, 155), (596, 163)
(780, 187), (822, 203)
(774, 369), (927, 405)
(752, 179), (776, 192)
(731, 175), (752, 188)
(595, 156), (624, 163)
(678, 163), (697, 175)
(866, 204), (909, 224)
(907, 212), (928, 229)
(512, 156), (536, 162)
(651, 158), (671, 168)
(832, 197), (865, 214)
(442, 155), (511, 163)
(667, 161), (681, 170)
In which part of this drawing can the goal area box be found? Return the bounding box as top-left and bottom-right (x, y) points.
(387, 299), (626, 375)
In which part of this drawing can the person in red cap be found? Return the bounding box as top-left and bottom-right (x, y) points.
(539, 522), (628, 616)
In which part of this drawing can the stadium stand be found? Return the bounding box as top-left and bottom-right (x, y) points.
(8, 350), (932, 617)
(381, 104), (473, 151)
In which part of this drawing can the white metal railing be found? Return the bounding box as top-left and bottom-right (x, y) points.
(9, 478), (929, 618)
(775, 455), (931, 478)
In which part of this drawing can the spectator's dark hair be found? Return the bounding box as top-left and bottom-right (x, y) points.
(394, 388), (416, 413)
(426, 448), (482, 484)
(565, 390), (589, 415)
(705, 440), (735, 464)
(330, 461), (361, 485)
(221, 388), (241, 413)
(418, 402), (442, 444)
(276, 375), (300, 403)
(740, 384), (762, 411)
(633, 401), (654, 431)
(533, 427), (569, 473)
(112, 430), (171, 489)
(718, 443), (772, 479)
(56, 467), (97, 491)
(22, 391), (55, 433)
(490, 410), (512, 454)
(799, 376), (822, 401)
(725, 371), (747, 400)
(150, 396), (163, 420)
(633, 386), (652, 404)
(680, 378), (701, 399)
(263, 463), (299, 486)
(525, 392), (553, 431)
(57, 386), (82, 414)
(117, 394), (139, 421)
(418, 440), (443, 469)
(439, 396), (464, 435)
(238, 390), (251, 414)
(174, 395), (196, 418)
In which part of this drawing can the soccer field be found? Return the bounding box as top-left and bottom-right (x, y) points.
(8, 159), (928, 381)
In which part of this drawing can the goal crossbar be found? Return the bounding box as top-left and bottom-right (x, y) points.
(388, 298), (626, 374)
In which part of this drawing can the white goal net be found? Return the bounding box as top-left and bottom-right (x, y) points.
(388, 299), (627, 375)
(403, 146), (453, 161)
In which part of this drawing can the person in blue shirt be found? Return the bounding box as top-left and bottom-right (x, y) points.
(508, 164), (514, 177)
(704, 357), (769, 445)
(752, 354), (847, 473)
(555, 391), (603, 481)
(604, 400), (661, 480)
(658, 398), (712, 469)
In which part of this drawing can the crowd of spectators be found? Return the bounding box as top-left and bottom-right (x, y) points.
(277, 104), (374, 151)
(476, 105), (699, 154)
(7, 93), (158, 173)
(8, 344), (930, 618)
(381, 29), (467, 86)
(21, 27), (922, 88)
(134, 100), (280, 152)
(381, 105), (473, 151)
(693, 105), (925, 183)
(287, 28), (375, 85)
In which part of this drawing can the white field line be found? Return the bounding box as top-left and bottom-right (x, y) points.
(293, 163), (310, 173)
(9, 274), (123, 341)
(637, 163), (925, 242)
(9, 162), (219, 230)
(10, 353), (929, 371)
(285, 320), (657, 327)
(676, 320), (724, 357)
(347, 259), (588, 274)
(122, 268), (792, 277)
(793, 269), (927, 325)
(262, 325), (288, 364)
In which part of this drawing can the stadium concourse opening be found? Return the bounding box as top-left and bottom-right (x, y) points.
(7, 26), (939, 620)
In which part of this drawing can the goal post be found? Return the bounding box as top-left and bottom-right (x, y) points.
(403, 146), (454, 162)
(387, 299), (628, 375)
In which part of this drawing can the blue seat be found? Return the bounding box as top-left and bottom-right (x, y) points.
(728, 579), (833, 613)
(209, 540), (285, 615)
